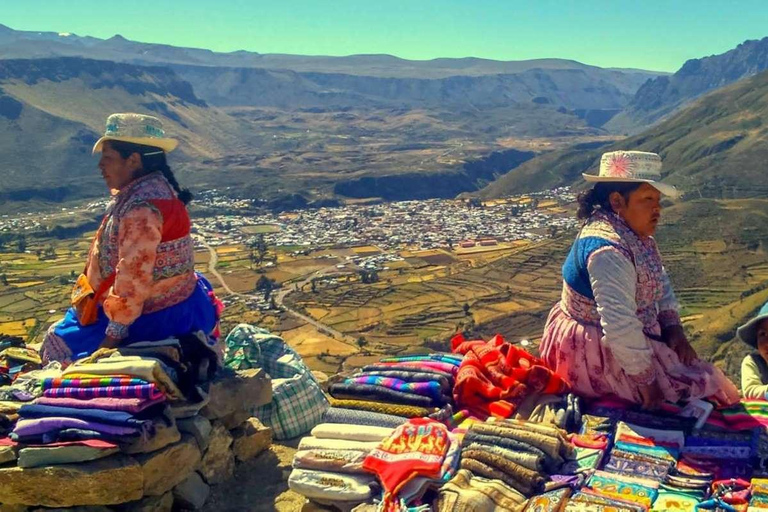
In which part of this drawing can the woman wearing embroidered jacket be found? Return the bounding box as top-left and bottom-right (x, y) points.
(41, 113), (221, 364)
(539, 151), (739, 409)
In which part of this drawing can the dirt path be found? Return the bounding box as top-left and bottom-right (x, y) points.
(196, 236), (357, 349)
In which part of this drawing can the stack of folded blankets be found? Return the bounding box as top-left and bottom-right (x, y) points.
(456, 418), (572, 507)
(750, 478), (768, 509)
(451, 333), (568, 419)
(288, 422), (394, 510)
(328, 353), (462, 418)
(8, 345), (183, 468)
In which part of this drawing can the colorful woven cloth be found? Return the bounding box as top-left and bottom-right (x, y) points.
(451, 333), (568, 419)
(379, 354), (463, 365)
(363, 418), (449, 511)
(329, 382), (437, 407)
(587, 470), (658, 510)
(42, 377), (149, 390)
(322, 407), (407, 428)
(343, 375), (448, 402)
(33, 395), (165, 414)
(327, 397), (435, 418)
(18, 404), (153, 430)
(292, 448), (368, 474)
(62, 355), (182, 399)
(42, 384), (165, 400)
(437, 469), (528, 512)
(12, 417), (142, 438)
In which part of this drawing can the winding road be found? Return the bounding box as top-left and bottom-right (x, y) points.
(195, 236), (357, 346)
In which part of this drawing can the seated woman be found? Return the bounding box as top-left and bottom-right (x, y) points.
(738, 301), (768, 399)
(41, 113), (221, 364)
(539, 150), (739, 409)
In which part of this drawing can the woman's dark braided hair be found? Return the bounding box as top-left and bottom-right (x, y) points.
(106, 140), (193, 205)
(576, 182), (642, 220)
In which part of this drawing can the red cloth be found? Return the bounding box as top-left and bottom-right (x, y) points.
(363, 418), (449, 511)
(451, 333), (569, 419)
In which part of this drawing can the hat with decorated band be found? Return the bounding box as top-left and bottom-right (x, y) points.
(92, 113), (178, 155)
(583, 150), (680, 198)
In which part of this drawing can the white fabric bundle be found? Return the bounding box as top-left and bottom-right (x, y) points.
(310, 422), (394, 443)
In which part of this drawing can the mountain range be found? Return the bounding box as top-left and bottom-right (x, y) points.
(476, 66), (768, 200)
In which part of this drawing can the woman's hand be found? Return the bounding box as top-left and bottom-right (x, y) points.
(638, 379), (664, 410)
(662, 325), (698, 365)
(99, 336), (122, 350)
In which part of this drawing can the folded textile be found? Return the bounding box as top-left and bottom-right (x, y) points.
(437, 469), (528, 512)
(462, 430), (552, 468)
(379, 354), (463, 366)
(613, 440), (678, 463)
(362, 364), (454, 381)
(18, 404), (153, 430)
(327, 397), (435, 418)
(329, 382), (438, 407)
(451, 333), (568, 418)
(297, 436), (379, 452)
(43, 384), (165, 400)
(310, 423), (393, 443)
(560, 447), (604, 475)
(292, 449), (368, 474)
(568, 489), (647, 512)
(615, 422), (685, 449)
(355, 370), (452, 391)
(12, 417), (142, 438)
(524, 487), (572, 512)
(42, 377), (149, 390)
(462, 441), (545, 472)
(33, 395), (165, 414)
(322, 407), (407, 428)
(376, 360), (459, 375)
(288, 468), (375, 503)
(62, 355), (182, 399)
(471, 422), (565, 462)
(587, 470), (658, 509)
(17, 443), (119, 468)
(441, 430), (463, 481)
(342, 375), (449, 403)
(603, 450), (672, 481)
(460, 448), (544, 495)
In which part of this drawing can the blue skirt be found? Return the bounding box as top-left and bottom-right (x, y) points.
(54, 274), (218, 361)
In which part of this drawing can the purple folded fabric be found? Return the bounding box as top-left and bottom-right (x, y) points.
(12, 417), (141, 437)
(42, 384), (164, 400)
(33, 396), (164, 414)
(343, 376), (446, 401)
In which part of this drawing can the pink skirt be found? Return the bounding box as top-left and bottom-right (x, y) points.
(539, 304), (740, 406)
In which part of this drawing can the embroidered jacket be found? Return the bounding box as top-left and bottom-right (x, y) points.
(559, 211), (682, 382)
(85, 172), (196, 339)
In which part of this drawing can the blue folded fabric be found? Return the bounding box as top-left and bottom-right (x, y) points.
(18, 404), (151, 429)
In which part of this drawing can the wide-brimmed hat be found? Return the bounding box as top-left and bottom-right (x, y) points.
(737, 301), (768, 348)
(92, 113), (178, 155)
(583, 150), (680, 198)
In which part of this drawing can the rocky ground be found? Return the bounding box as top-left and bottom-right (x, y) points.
(203, 440), (309, 512)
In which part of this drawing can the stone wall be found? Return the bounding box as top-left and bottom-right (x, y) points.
(0, 368), (273, 511)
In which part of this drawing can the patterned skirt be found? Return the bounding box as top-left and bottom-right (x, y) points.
(539, 304), (740, 407)
(41, 274), (219, 364)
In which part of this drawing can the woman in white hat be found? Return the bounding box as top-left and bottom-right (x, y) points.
(738, 301), (768, 399)
(539, 151), (739, 409)
(41, 113), (222, 364)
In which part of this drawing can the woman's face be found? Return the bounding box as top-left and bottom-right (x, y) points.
(610, 183), (662, 237)
(756, 319), (768, 361)
(98, 142), (141, 191)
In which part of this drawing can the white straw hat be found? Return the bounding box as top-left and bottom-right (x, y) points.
(583, 150), (680, 198)
(92, 113), (178, 155)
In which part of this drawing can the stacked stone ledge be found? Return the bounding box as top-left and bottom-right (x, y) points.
(0, 368), (273, 511)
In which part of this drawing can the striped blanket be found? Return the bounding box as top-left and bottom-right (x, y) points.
(42, 377), (149, 390)
(344, 375), (447, 401)
(43, 384), (164, 400)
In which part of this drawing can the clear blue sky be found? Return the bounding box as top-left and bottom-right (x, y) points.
(3, 0), (768, 72)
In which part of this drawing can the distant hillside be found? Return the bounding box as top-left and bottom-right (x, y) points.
(477, 68), (768, 200)
(0, 24), (663, 82)
(608, 36), (768, 133)
(0, 57), (251, 203)
(172, 64), (646, 114)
